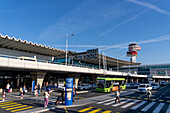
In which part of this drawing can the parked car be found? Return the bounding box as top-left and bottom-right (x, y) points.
(126, 83), (130, 88)
(134, 83), (140, 88)
(160, 81), (166, 86)
(58, 85), (65, 91)
(78, 84), (91, 90)
(130, 83), (135, 88)
(151, 83), (160, 90)
(137, 84), (152, 93)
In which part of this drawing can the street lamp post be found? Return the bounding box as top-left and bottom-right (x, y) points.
(98, 47), (106, 69)
(60, 33), (74, 65)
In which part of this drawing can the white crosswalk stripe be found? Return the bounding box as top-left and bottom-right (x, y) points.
(97, 98), (170, 113)
(97, 98), (115, 104)
(130, 101), (147, 110)
(112, 99), (132, 107)
(141, 102), (156, 112)
(166, 104), (170, 113)
(121, 100), (140, 108)
(152, 103), (165, 113)
(104, 98), (125, 105)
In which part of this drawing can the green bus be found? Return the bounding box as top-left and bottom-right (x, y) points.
(96, 78), (126, 92)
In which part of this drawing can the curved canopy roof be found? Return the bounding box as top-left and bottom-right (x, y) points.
(0, 34), (66, 56)
(0, 34), (140, 67)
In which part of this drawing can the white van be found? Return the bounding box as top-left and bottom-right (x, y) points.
(138, 84), (152, 93)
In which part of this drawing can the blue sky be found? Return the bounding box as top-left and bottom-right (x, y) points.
(0, 0), (170, 64)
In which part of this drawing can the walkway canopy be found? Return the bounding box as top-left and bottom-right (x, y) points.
(0, 34), (65, 56)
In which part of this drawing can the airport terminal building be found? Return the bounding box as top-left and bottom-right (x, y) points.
(0, 34), (169, 89)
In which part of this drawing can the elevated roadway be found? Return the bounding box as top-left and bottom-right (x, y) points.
(0, 57), (169, 79)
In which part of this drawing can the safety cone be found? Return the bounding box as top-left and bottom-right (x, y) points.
(21, 91), (23, 99)
(2, 91), (5, 101)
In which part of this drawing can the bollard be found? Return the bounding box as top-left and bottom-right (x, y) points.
(2, 91), (5, 101)
(35, 90), (38, 97)
(21, 91), (23, 99)
(36, 90), (38, 97)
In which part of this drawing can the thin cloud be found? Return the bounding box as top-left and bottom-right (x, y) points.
(127, 0), (170, 16)
(53, 42), (129, 49)
(99, 9), (148, 36)
(53, 34), (170, 50)
(137, 34), (170, 44)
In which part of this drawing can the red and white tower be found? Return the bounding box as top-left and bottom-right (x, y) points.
(127, 43), (141, 62)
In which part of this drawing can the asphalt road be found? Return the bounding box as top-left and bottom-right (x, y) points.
(43, 85), (170, 113)
(0, 86), (169, 113)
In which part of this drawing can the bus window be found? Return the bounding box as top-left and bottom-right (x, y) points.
(105, 81), (112, 88)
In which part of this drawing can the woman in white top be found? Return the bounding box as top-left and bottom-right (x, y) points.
(115, 89), (120, 103)
(44, 90), (49, 108)
(6, 83), (10, 92)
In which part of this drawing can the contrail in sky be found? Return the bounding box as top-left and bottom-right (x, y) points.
(99, 9), (148, 36)
(126, 0), (170, 16)
(53, 34), (170, 50)
(137, 34), (170, 44)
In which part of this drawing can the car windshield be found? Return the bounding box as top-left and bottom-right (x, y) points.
(151, 84), (156, 86)
(139, 85), (146, 87)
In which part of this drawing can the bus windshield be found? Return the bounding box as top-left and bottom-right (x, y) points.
(97, 80), (105, 88)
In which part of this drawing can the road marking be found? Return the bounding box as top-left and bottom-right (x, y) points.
(144, 98), (148, 100)
(152, 103), (164, 113)
(0, 101), (13, 104)
(79, 107), (93, 112)
(141, 102), (155, 112)
(112, 99), (131, 107)
(0, 102), (17, 106)
(104, 98), (125, 105)
(166, 104), (170, 113)
(167, 101), (170, 103)
(88, 108), (102, 113)
(11, 106), (33, 112)
(152, 99), (156, 101)
(131, 101), (147, 110)
(1, 104), (22, 108)
(165, 96), (170, 98)
(159, 100), (164, 102)
(131, 97), (136, 98)
(97, 98), (115, 104)
(121, 100), (140, 108)
(64, 108), (68, 113)
(104, 101), (115, 105)
(6, 105), (27, 110)
(102, 110), (112, 113)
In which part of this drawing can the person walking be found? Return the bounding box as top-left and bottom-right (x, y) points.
(146, 89), (152, 102)
(22, 85), (27, 95)
(73, 87), (77, 103)
(44, 90), (50, 108)
(37, 83), (40, 94)
(6, 83), (10, 93)
(115, 89), (120, 103)
(61, 89), (65, 104)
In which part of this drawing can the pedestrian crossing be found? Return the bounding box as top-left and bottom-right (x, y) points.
(0, 101), (33, 112)
(92, 98), (170, 113)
